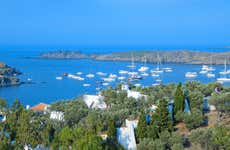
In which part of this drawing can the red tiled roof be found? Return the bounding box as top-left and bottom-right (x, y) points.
(31, 103), (49, 112)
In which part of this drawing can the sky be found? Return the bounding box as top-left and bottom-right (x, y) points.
(0, 0), (229, 48)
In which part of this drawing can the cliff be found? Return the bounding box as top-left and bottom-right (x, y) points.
(0, 62), (21, 87)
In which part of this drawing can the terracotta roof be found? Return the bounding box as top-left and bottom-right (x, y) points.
(31, 103), (49, 112)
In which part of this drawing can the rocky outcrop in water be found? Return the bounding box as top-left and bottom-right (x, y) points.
(0, 63), (21, 87)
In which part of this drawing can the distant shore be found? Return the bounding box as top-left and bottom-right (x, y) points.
(38, 50), (230, 65)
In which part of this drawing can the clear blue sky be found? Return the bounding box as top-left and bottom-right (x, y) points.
(0, 0), (229, 48)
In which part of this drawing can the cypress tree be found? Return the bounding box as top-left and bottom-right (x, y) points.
(137, 109), (147, 140)
(174, 83), (184, 114)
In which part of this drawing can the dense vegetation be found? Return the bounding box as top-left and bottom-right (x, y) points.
(0, 81), (229, 149)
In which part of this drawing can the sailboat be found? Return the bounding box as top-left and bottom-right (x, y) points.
(206, 56), (215, 78)
(138, 56), (149, 72)
(217, 59), (230, 82)
(151, 53), (163, 73)
(219, 59), (230, 75)
(127, 53), (136, 68)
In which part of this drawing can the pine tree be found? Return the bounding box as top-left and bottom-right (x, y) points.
(136, 109), (147, 140)
(174, 83), (184, 114)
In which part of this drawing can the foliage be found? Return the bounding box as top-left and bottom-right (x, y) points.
(174, 83), (184, 114)
(184, 108), (203, 130)
(136, 109), (147, 141)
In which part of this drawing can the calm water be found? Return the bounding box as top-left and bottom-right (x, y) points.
(0, 48), (229, 106)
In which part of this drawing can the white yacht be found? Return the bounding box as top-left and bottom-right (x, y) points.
(207, 73), (215, 78)
(138, 56), (149, 72)
(86, 74), (95, 78)
(127, 53), (136, 68)
(102, 78), (115, 82)
(102, 82), (109, 86)
(83, 84), (91, 87)
(109, 73), (117, 78)
(217, 77), (230, 82)
(96, 72), (107, 76)
(151, 73), (160, 77)
(119, 70), (128, 74)
(141, 72), (149, 77)
(219, 59), (230, 75)
(164, 67), (173, 73)
(152, 53), (164, 73)
(76, 72), (83, 75)
(118, 76), (126, 80)
(185, 72), (197, 78)
(56, 76), (63, 80)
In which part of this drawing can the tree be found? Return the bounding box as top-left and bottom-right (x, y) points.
(174, 83), (184, 114)
(136, 110), (147, 140)
(184, 108), (203, 130)
(57, 127), (74, 149)
(107, 117), (116, 140)
(190, 128), (213, 150)
(150, 99), (173, 136)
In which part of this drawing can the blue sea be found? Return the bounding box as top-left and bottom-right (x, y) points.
(0, 47), (229, 106)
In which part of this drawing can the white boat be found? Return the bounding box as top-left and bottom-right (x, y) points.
(83, 84), (91, 87)
(56, 77), (63, 80)
(199, 70), (208, 74)
(138, 56), (149, 72)
(141, 72), (149, 76)
(152, 53), (164, 73)
(102, 78), (115, 82)
(119, 70), (128, 74)
(102, 82), (109, 86)
(156, 79), (162, 83)
(207, 73), (215, 78)
(86, 74), (95, 78)
(118, 76), (126, 80)
(152, 83), (160, 86)
(27, 78), (32, 81)
(134, 83), (141, 87)
(219, 59), (230, 75)
(217, 78), (230, 82)
(76, 72), (83, 75)
(96, 72), (107, 76)
(151, 73), (160, 77)
(128, 72), (138, 76)
(72, 76), (84, 80)
(109, 74), (117, 78)
(127, 53), (136, 68)
(164, 68), (173, 73)
(185, 72), (197, 78)
(138, 66), (149, 72)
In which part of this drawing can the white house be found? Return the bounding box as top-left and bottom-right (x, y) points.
(82, 94), (107, 110)
(117, 119), (139, 150)
(127, 90), (147, 100)
(50, 111), (64, 121)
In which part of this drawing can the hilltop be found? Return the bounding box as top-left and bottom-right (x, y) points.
(38, 50), (230, 65)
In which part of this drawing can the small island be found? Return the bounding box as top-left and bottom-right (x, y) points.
(0, 62), (21, 87)
(38, 50), (230, 65)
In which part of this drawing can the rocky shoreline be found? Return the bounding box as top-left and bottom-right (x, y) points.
(0, 63), (21, 87)
(38, 50), (230, 65)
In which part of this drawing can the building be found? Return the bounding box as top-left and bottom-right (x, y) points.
(117, 119), (138, 150)
(82, 94), (107, 110)
(127, 90), (148, 100)
(31, 103), (50, 114)
(50, 111), (64, 121)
